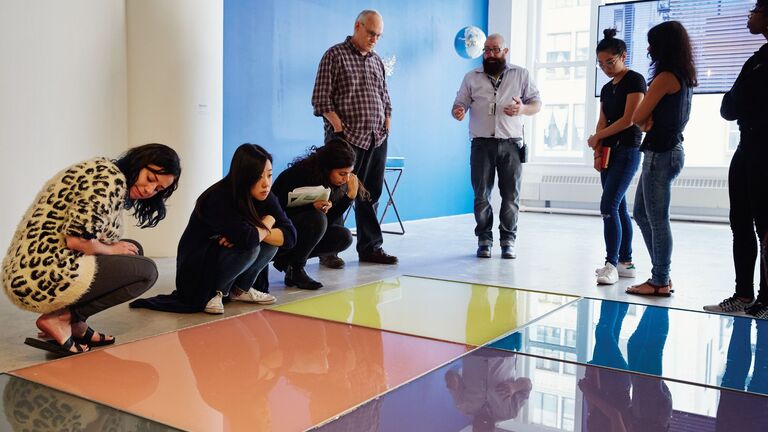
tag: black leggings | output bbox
[69,240,158,322]
[729,143,768,302]
[274,210,353,269]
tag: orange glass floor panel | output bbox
[12,310,470,432]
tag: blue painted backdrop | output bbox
[224,0,488,223]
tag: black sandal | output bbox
[24,336,89,357]
[73,327,115,347]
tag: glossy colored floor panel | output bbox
[0,374,180,431]
[11,310,470,432]
[312,347,768,432]
[272,276,577,346]
[490,298,768,396]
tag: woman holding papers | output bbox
[587,29,646,286]
[272,139,365,290]
[130,144,296,314]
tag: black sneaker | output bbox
[284,266,323,290]
[747,302,768,319]
[476,245,491,258]
[319,254,345,269]
[501,245,516,259]
[359,248,398,265]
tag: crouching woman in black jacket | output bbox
[131,144,296,314]
[271,139,366,290]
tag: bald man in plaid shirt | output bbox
[312,9,398,266]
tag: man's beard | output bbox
[483,57,506,76]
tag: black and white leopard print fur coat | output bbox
[2,158,126,313]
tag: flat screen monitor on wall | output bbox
[595,0,764,96]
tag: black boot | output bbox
[284,265,323,290]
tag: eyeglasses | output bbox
[360,22,383,40]
[596,56,621,68]
[483,47,503,54]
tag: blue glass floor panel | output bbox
[312,347,768,432]
[489,298,768,396]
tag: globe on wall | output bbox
[454,26,486,59]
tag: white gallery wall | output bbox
[0,0,223,257]
[0,0,128,254]
[123,0,223,256]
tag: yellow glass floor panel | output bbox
[272,276,577,346]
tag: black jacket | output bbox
[130,186,296,312]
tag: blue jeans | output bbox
[633,147,684,285]
[470,137,522,246]
[591,301,630,370]
[600,145,641,266]
[214,243,278,296]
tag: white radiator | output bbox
[519,173,729,219]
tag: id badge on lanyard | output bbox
[487,74,502,116]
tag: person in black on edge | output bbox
[705,0,768,319]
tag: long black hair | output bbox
[647,21,697,87]
[114,143,181,228]
[596,28,626,56]
[196,143,272,229]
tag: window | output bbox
[535,326,562,344]
[531,391,559,427]
[533,348,561,372]
[531,0,591,159]
[562,397,575,431]
[728,121,739,152]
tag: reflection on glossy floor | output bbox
[1,212,765,430]
[273,276,577,345]
[11,310,469,432]
[490,298,768,396]
[0,374,180,431]
[314,347,768,432]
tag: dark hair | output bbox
[647,21,697,87]
[757,0,768,12]
[289,139,371,201]
[596,28,626,56]
[289,139,356,186]
[197,143,272,229]
[114,143,181,228]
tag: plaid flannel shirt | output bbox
[312,36,392,150]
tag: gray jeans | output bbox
[69,240,158,322]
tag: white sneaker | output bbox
[204,291,224,314]
[230,288,276,305]
[596,263,619,285]
[703,296,754,315]
[617,262,637,278]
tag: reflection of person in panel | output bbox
[715,318,768,431]
[271,140,366,290]
[705,0,768,319]
[444,352,532,432]
[579,305,671,432]
[279,283,386,430]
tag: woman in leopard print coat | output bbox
[2,143,181,356]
